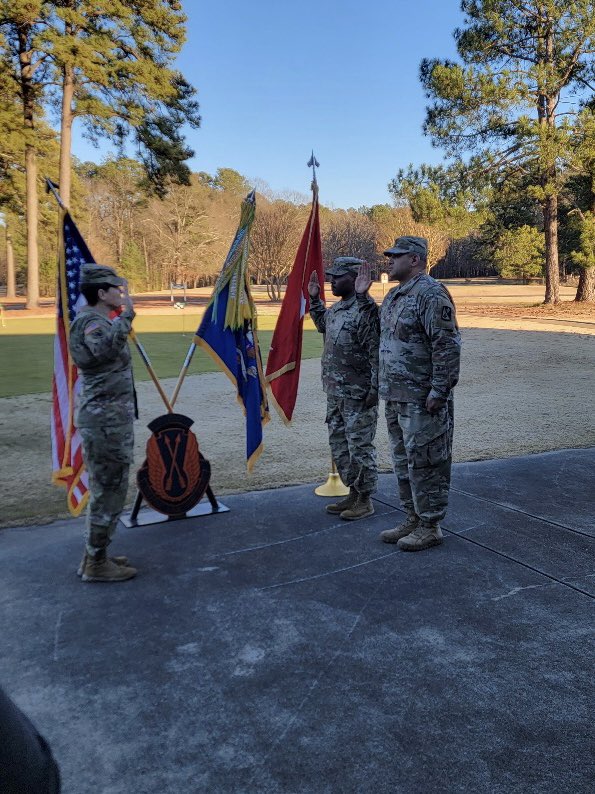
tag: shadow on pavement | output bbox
[1,448,593,793]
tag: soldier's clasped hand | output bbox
[364,389,379,408]
[426,394,446,415]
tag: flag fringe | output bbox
[195,335,238,391]
[67,485,88,517]
[266,387,293,427]
[247,440,264,473]
[265,361,296,383]
[52,467,73,484]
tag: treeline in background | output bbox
[1,2,595,305]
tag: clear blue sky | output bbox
[73,1,465,208]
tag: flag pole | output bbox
[302,151,320,293]
[45,177,172,414]
[46,178,66,210]
[169,340,197,408]
[129,330,173,412]
[304,159,349,497]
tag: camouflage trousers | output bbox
[385,399,454,526]
[79,424,134,556]
[326,395,378,495]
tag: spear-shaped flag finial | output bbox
[45,177,66,209]
[308,149,320,180]
[307,150,320,196]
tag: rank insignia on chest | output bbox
[441,306,452,322]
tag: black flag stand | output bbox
[121,486,228,528]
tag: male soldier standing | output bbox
[69,264,137,582]
[375,236,461,551]
[308,257,379,520]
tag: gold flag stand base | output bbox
[314,460,349,497]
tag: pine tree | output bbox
[0,1,51,307]
[1,1,199,305]
[420,0,595,304]
[567,107,595,300]
[45,1,200,205]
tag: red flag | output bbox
[265,191,324,424]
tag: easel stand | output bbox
[121,485,229,528]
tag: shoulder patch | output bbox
[84,322,100,335]
[441,306,452,322]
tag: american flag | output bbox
[51,209,94,515]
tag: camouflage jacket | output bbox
[379,273,461,403]
[69,306,136,428]
[309,292,379,400]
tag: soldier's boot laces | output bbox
[77,552,129,578]
[81,550,137,583]
[340,494,375,521]
[326,487,357,515]
[380,512,420,544]
[397,523,443,552]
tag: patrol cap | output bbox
[384,236,428,258]
[79,263,125,288]
[325,256,364,277]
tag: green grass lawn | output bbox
[0,314,323,397]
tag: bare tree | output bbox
[250,200,305,300]
[143,181,219,287]
[322,210,380,274]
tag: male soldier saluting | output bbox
[308,257,380,520]
[69,264,137,582]
[373,236,461,551]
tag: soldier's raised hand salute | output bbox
[121,278,134,313]
[308,270,321,298]
[355,262,373,294]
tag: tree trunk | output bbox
[542,197,560,306]
[58,62,75,208]
[142,234,150,283]
[116,221,124,265]
[539,91,562,303]
[575,267,595,302]
[24,142,39,309]
[539,28,560,306]
[5,227,16,298]
[19,28,39,309]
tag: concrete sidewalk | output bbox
[1,449,594,793]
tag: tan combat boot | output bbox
[379,512,420,544]
[397,523,443,552]
[76,552,130,578]
[325,488,357,515]
[81,550,137,582]
[340,493,375,521]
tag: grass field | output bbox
[1,281,594,527]
[0,314,323,398]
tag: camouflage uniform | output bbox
[380,249,461,527]
[69,267,136,557]
[310,259,380,496]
